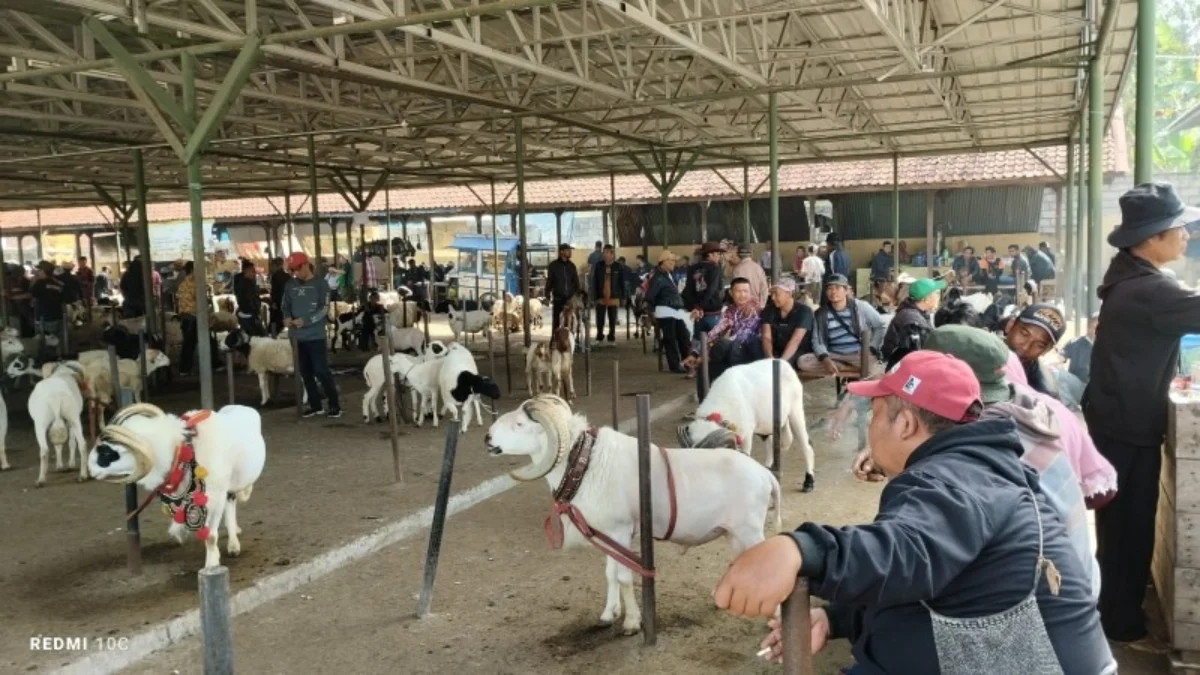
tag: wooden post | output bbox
[111,345,141,575]
[417,420,461,618]
[636,393,656,646]
[781,578,813,675]
[611,360,619,429]
[380,329,403,483]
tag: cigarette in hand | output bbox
[755,647,772,658]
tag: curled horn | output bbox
[694,427,740,449]
[108,403,165,427]
[509,394,571,482]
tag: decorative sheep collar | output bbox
[543,427,679,579]
[704,412,743,448]
[127,410,214,541]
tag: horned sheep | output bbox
[485,394,781,634]
[679,359,816,492]
[87,403,266,569]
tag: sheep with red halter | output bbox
[87,403,266,570]
[678,359,817,492]
[484,394,781,635]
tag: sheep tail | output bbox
[233,485,254,503]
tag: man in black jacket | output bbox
[268,257,290,337]
[643,251,689,372]
[544,243,580,332]
[232,259,264,336]
[715,351,1112,674]
[682,241,725,339]
[881,277,943,368]
[1085,182,1200,645]
[589,244,624,342]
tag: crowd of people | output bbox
[708,182,1200,673]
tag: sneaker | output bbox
[302,406,325,418]
[326,408,343,419]
[607,335,616,343]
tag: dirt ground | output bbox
[0,316,1170,674]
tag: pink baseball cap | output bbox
[847,351,982,423]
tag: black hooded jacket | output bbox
[792,420,1111,675]
[1083,250,1200,446]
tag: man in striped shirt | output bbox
[798,274,885,378]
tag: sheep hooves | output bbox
[508,395,571,482]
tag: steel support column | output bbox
[491,178,510,392]
[1135,0,1155,184]
[1076,116,1088,323]
[133,149,156,334]
[284,189,294,255]
[555,209,563,248]
[768,91,780,282]
[609,172,617,247]
[516,118,531,348]
[307,135,323,272]
[385,184,393,290]
[1087,54,1103,317]
[925,191,935,276]
[742,164,751,244]
[1065,140,1076,328]
[892,154,900,274]
[184,54,213,409]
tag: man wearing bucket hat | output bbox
[714,350,1111,674]
[880,277,943,368]
[1085,183,1200,645]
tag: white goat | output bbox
[485,395,782,634]
[87,404,266,569]
[220,330,302,406]
[679,359,816,492]
[382,326,425,355]
[28,361,89,486]
[406,357,445,427]
[81,352,171,409]
[437,342,485,433]
[388,302,422,329]
[361,352,419,423]
[525,341,554,395]
[448,306,493,342]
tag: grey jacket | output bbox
[811,298,885,359]
[280,277,329,343]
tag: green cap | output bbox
[909,277,946,301]
[922,325,1011,404]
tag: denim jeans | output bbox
[296,338,339,411]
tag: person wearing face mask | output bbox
[1085,183,1200,648]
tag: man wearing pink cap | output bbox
[714,351,1111,674]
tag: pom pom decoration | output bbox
[195,526,210,541]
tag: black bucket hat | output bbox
[1108,182,1200,249]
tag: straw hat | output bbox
[657,250,677,264]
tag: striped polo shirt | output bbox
[825,307,861,354]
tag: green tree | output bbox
[1122,0,1200,172]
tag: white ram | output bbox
[221,330,303,406]
[448,306,492,342]
[361,352,420,423]
[87,403,266,569]
[485,395,781,634]
[679,359,816,492]
[28,361,89,486]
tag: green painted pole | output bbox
[183,53,213,409]
[742,163,751,244]
[892,152,900,275]
[660,183,669,251]
[1064,139,1076,329]
[769,91,780,281]
[1075,116,1088,324]
[133,149,156,334]
[1134,0,1155,184]
[516,118,531,348]
[307,135,322,274]
[1087,54,1103,317]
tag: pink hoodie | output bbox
[1005,351,1117,508]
